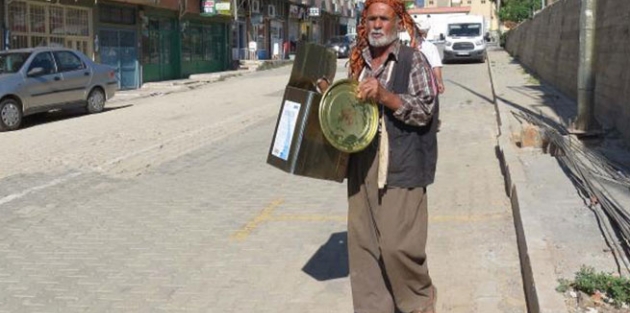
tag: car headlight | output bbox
[445,41,452,47]
[475,40,484,46]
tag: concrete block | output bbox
[521,123,544,148]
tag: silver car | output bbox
[0,47,117,131]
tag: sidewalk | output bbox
[487,47,621,313]
[109,59,293,104]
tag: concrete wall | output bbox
[505,0,630,143]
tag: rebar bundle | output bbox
[513,111,630,275]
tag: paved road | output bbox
[0,58,526,312]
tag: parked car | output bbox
[0,47,118,131]
[325,36,353,58]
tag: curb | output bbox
[487,49,569,313]
[109,60,294,104]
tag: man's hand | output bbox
[357,77,383,102]
[437,82,445,94]
[316,77,331,94]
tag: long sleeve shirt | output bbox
[356,40,436,126]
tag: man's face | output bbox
[365,3,400,48]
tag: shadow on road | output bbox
[302,231,349,281]
[20,104,134,130]
[447,79,495,104]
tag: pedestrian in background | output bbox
[416,21,445,95]
[415,21,444,131]
[346,0,440,311]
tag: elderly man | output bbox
[345,0,439,312]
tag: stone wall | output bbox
[505,0,630,142]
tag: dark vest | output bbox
[384,45,439,188]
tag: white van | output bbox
[442,15,487,63]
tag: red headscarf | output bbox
[349,0,418,80]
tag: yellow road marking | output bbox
[271,214,347,223]
[431,212,510,223]
[232,202,510,242]
[231,198,284,241]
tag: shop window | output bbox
[203,26,214,60]
[182,32,192,62]
[50,37,65,47]
[31,36,47,47]
[49,7,64,35]
[66,8,89,36]
[9,2,28,33]
[191,26,203,61]
[8,1,91,55]
[29,5,46,34]
[100,5,136,25]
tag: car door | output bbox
[52,50,91,103]
[23,52,64,112]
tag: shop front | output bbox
[96,3,140,90]
[0,0,5,50]
[140,9,179,83]
[180,18,229,77]
[180,0,231,76]
[287,3,306,54]
[5,0,93,56]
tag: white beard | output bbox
[368,29,399,47]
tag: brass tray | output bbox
[319,79,379,153]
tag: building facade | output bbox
[4,0,95,54]
[1,0,230,89]
[0,0,4,50]
[2,0,351,88]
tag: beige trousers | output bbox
[347,143,436,313]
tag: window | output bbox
[49,7,64,35]
[8,2,27,32]
[29,5,46,34]
[203,26,214,60]
[191,26,203,61]
[8,1,91,55]
[0,52,31,74]
[99,5,135,25]
[66,8,89,36]
[53,51,85,72]
[29,52,56,75]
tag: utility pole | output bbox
[573,0,598,133]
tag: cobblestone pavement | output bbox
[0,59,526,312]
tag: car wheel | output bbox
[86,88,105,114]
[0,98,23,132]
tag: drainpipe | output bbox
[574,0,598,133]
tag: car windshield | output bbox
[448,23,482,37]
[0,52,32,74]
[328,37,347,44]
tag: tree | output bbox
[498,0,541,23]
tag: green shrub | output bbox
[558,266,630,307]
